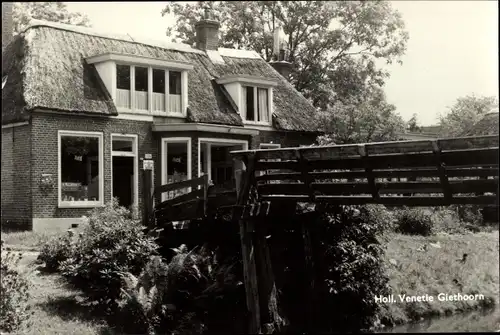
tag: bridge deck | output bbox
[149,135,499,227]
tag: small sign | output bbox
[143,159,154,170]
[145,154,152,159]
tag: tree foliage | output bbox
[315,87,405,144]
[407,113,420,132]
[163,1,408,143]
[439,95,498,137]
[162,1,408,107]
[12,2,91,35]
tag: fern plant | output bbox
[117,255,172,335]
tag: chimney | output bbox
[269,25,293,79]
[195,5,220,51]
[2,2,14,51]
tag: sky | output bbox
[66,1,499,126]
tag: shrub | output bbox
[290,205,390,333]
[116,244,245,335]
[453,205,484,225]
[429,207,469,234]
[38,233,75,272]
[394,207,434,236]
[0,242,32,333]
[58,199,158,313]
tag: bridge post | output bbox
[142,168,153,227]
[233,154,261,334]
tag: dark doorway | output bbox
[112,156,134,208]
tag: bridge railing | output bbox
[231,135,499,206]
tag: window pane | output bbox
[112,139,133,152]
[164,141,189,200]
[116,65,130,90]
[60,136,100,202]
[169,71,181,95]
[135,66,148,92]
[153,69,165,93]
[257,88,269,122]
[245,86,255,121]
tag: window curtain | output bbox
[258,88,269,122]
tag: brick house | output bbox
[1,9,321,231]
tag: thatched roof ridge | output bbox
[2,21,320,132]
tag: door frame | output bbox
[110,134,139,211]
[197,138,249,181]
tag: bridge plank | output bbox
[154,174,208,197]
[254,147,498,172]
[260,195,498,206]
[257,179,498,196]
[256,167,499,182]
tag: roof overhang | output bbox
[86,52,194,70]
[152,122,260,136]
[216,75,278,87]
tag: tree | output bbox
[407,113,420,132]
[162,1,408,108]
[315,86,406,144]
[439,95,499,137]
[12,2,91,35]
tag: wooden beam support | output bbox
[298,150,315,201]
[233,154,261,334]
[432,141,452,203]
[359,144,379,201]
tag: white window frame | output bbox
[110,134,139,210]
[259,143,281,149]
[197,138,249,183]
[241,85,273,126]
[114,63,189,118]
[160,137,192,202]
[58,130,104,208]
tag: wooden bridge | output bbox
[143,134,498,334]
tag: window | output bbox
[116,65,131,108]
[169,71,182,114]
[115,65,184,115]
[161,138,192,202]
[116,65,130,90]
[135,66,148,110]
[59,131,103,207]
[242,86,270,123]
[259,143,281,150]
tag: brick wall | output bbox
[1,124,32,229]
[31,113,155,219]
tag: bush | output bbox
[394,207,434,236]
[0,241,32,333]
[57,199,159,313]
[453,205,484,225]
[38,233,75,272]
[116,245,245,335]
[289,205,390,333]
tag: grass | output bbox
[1,230,64,250]
[380,230,500,327]
[9,252,114,335]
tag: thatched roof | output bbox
[2,21,319,132]
[461,111,499,136]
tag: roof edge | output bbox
[23,19,206,55]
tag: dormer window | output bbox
[216,75,277,126]
[87,53,193,117]
[243,86,270,123]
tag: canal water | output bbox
[379,307,500,333]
